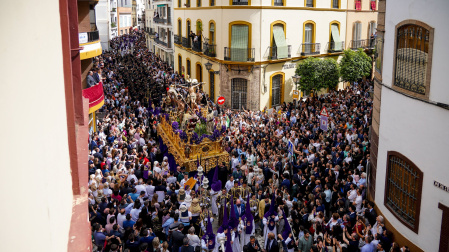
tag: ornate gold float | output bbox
[157,115,229,172]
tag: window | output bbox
[273,0,284,6]
[355,0,361,10]
[210,0,215,6]
[209,71,215,100]
[197,0,201,7]
[178,55,182,75]
[271,74,283,108]
[385,151,423,233]
[209,22,215,44]
[375,34,383,73]
[332,0,339,8]
[231,78,247,110]
[231,0,249,6]
[178,0,181,8]
[186,59,191,77]
[230,24,249,61]
[186,0,190,7]
[271,22,289,59]
[370,0,376,10]
[305,0,314,7]
[196,63,203,82]
[330,22,342,51]
[394,22,432,96]
[368,22,377,38]
[353,22,362,47]
[178,19,182,36]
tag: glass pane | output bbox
[305,24,312,44]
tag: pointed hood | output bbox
[264,194,278,218]
[229,195,238,229]
[225,229,233,252]
[243,195,254,234]
[281,210,292,240]
[202,211,216,250]
[211,160,222,191]
[217,197,228,233]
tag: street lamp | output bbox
[292,74,301,86]
[205,61,212,71]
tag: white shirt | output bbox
[225,180,234,192]
[117,213,127,227]
[355,195,363,213]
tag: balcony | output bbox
[182,37,191,48]
[299,43,320,56]
[232,0,248,5]
[327,41,345,53]
[273,0,283,6]
[203,43,216,57]
[154,38,171,48]
[224,47,255,62]
[78,30,102,60]
[174,35,182,45]
[349,39,376,50]
[268,45,291,60]
[192,41,202,52]
[153,18,170,24]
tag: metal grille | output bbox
[272,75,281,107]
[231,78,247,110]
[386,154,421,228]
[394,24,429,95]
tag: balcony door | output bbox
[231,25,249,61]
[353,22,362,47]
[272,24,288,59]
[304,23,313,53]
[196,63,203,83]
[231,78,247,110]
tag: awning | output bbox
[331,24,342,51]
[82,82,105,114]
[230,25,248,61]
[273,26,288,59]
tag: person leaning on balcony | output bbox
[87,71,97,88]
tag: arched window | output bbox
[178,55,182,75]
[186,58,191,77]
[331,0,340,8]
[385,151,423,233]
[178,19,182,36]
[353,22,362,48]
[329,21,342,52]
[231,78,247,110]
[270,73,284,108]
[196,63,203,82]
[228,21,252,62]
[270,22,289,60]
[393,21,433,97]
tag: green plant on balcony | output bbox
[111,22,117,28]
[112,8,116,12]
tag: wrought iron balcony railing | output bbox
[182,37,191,48]
[349,39,377,50]
[232,0,248,5]
[174,35,182,45]
[268,45,292,60]
[273,0,283,6]
[299,43,321,56]
[327,41,345,53]
[203,43,216,57]
[224,47,255,62]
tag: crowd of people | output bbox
[88,30,409,252]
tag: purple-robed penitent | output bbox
[225,229,233,252]
[264,194,277,231]
[243,195,254,234]
[281,210,292,240]
[229,195,238,229]
[202,212,216,250]
[211,160,222,191]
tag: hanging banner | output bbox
[320,116,328,131]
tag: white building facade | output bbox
[370,1,449,252]
[96,0,118,51]
[174,0,347,110]
[153,0,175,66]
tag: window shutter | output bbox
[273,26,288,59]
[231,25,249,61]
[331,24,342,51]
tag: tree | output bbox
[295,57,340,94]
[340,49,372,84]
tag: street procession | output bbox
[86,29,395,252]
